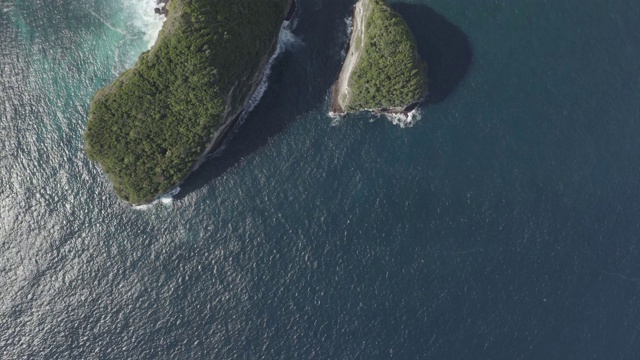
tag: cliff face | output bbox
[84,0,293,205]
[331,0,427,114]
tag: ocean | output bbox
[2,0,640,358]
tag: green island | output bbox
[84,0,292,204]
[331,0,427,114]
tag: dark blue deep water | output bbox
[2,0,640,358]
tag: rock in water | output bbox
[331,0,427,115]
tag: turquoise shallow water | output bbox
[2,0,640,358]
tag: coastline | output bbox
[330,2,365,115]
[148,0,296,205]
[373,101,420,116]
[154,0,170,16]
[329,0,424,118]
[284,0,297,21]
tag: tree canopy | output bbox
[347,0,427,112]
[84,0,290,204]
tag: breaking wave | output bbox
[241,21,303,120]
[133,186,180,210]
[383,107,423,128]
[340,15,354,58]
[209,19,303,159]
[128,0,166,49]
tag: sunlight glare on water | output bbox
[2,0,640,358]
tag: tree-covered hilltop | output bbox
[84,0,291,204]
[341,0,427,113]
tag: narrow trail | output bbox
[335,0,371,111]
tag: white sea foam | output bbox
[209,21,302,159]
[132,186,180,210]
[384,107,422,128]
[124,0,166,49]
[329,112,343,126]
[133,203,153,211]
[345,15,354,34]
[329,107,422,128]
[91,0,164,60]
[158,186,179,207]
[240,22,302,122]
[340,15,354,58]
[160,187,180,203]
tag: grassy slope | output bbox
[84,0,289,204]
[346,0,427,112]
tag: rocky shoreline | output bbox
[372,102,420,116]
[152,0,296,204]
[154,0,169,16]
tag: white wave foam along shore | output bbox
[125,0,166,49]
[210,20,303,160]
[133,186,180,210]
[241,21,303,120]
[340,15,354,59]
[384,108,422,128]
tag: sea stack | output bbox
[84,0,294,205]
[331,0,427,115]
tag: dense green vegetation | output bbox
[85,0,290,204]
[346,0,427,112]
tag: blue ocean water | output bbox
[2,0,640,358]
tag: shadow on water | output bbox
[174,0,357,200]
[391,3,473,105]
[175,2,471,201]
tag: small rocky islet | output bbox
[331,0,427,115]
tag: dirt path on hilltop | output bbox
[332,0,372,113]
